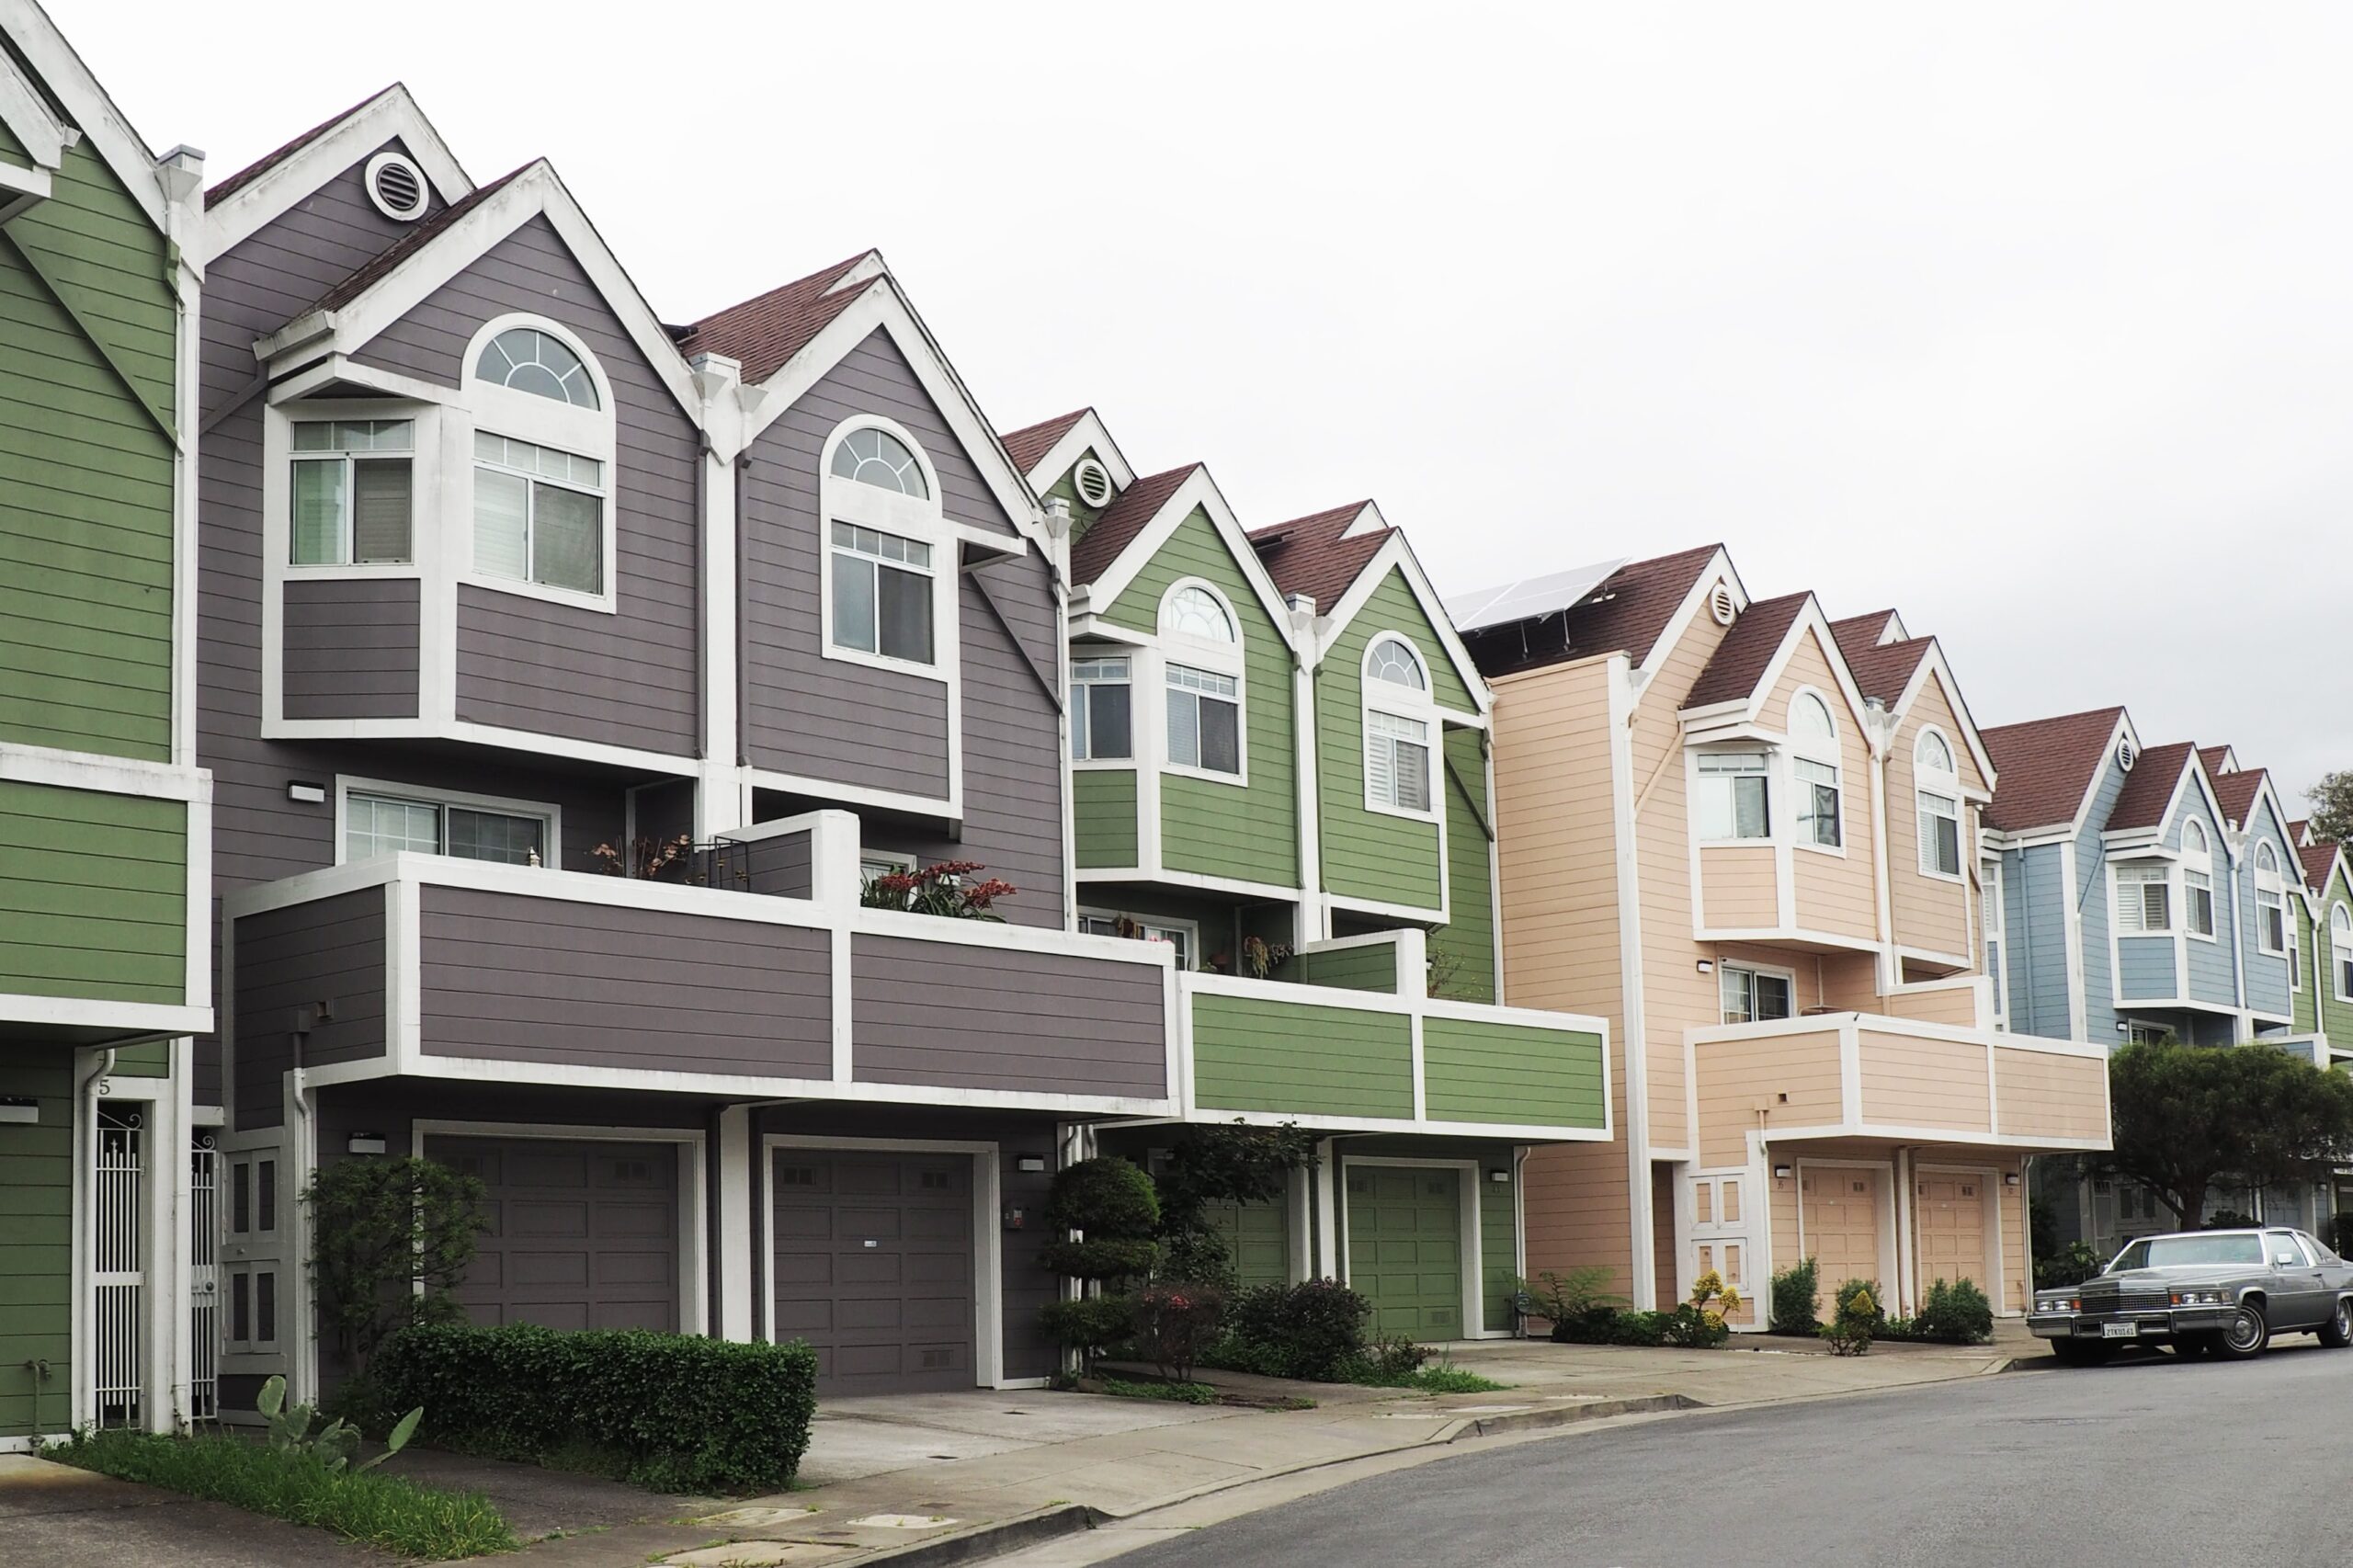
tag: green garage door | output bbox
[1345,1165,1463,1340]
[1206,1197,1290,1290]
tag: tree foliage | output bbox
[2308,771,2353,847]
[304,1156,490,1370]
[2106,1040,2353,1225]
[1153,1122,1317,1237]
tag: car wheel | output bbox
[2218,1302,2269,1359]
[2319,1299,2353,1349]
[2051,1339,2113,1367]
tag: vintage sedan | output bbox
[2029,1227,2353,1363]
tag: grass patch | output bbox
[1097,1376,1220,1405]
[1347,1359,1509,1394]
[47,1428,516,1559]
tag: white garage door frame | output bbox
[414,1121,708,1336]
[1913,1159,2003,1314]
[762,1134,1010,1389]
[1335,1155,1495,1342]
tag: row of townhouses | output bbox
[0,0,2330,1446]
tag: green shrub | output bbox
[2034,1241,2104,1290]
[1914,1278,1994,1345]
[1097,1376,1219,1404]
[48,1429,514,1559]
[1040,1296,1137,1369]
[1769,1256,1820,1335]
[1521,1266,1624,1325]
[304,1156,489,1371]
[1546,1301,1729,1349]
[1040,1158,1162,1372]
[1133,1282,1225,1381]
[1044,1157,1160,1238]
[1205,1278,1373,1381]
[1821,1279,1881,1356]
[372,1323,815,1493]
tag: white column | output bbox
[716,1107,753,1342]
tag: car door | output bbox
[2299,1231,2352,1315]
[2266,1232,2328,1327]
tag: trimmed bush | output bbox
[1207,1278,1372,1381]
[1133,1281,1225,1381]
[50,1429,513,1559]
[1821,1278,1880,1356]
[373,1323,816,1493]
[1769,1256,1820,1335]
[1913,1278,1995,1345]
[1044,1157,1160,1237]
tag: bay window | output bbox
[1071,656,1132,761]
[1697,752,1769,841]
[2116,863,2171,934]
[1166,664,1240,775]
[290,419,413,564]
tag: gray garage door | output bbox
[429,1136,678,1333]
[772,1150,974,1394]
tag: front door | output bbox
[1345,1165,1464,1341]
[1799,1165,1883,1316]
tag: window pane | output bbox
[1367,731,1393,805]
[474,467,529,580]
[1167,688,1200,768]
[347,795,438,861]
[1755,973,1793,1020]
[1199,696,1241,775]
[1721,967,1751,1024]
[292,422,336,453]
[1697,778,1733,841]
[877,562,933,663]
[290,460,345,563]
[1392,738,1431,811]
[1087,682,1131,759]
[533,483,603,594]
[1733,775,1769,838]
[833,553,877,653]
[447,808,544,867]
[351,459,413,563]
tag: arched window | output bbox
[1915,727,1960,877]
[2182,819,2208,857]
[1789,690,1841,850]
[2256,841,2288,956]
[1362,634,1436,817]
[2257,843,2279,878]
[1367,636,1427,691]
[1915,730,1954,775]
[1158,581,1244,778]
[2180,818,2216,938]
[829,426,929,498]
[1790,692,1836,745]
[474,327,599,408]
[1162,585,1235,643]
[2334,905,2353,1002]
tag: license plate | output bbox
[2101,1323,2139,1339]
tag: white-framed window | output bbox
[1361,634,1438,819]
[1789,691,1842,850]
[2125,1020,2173,1046]
[2181,819,2216,939]
[830,522,934,665]
[339,782,553,868]
[1366,635,1427,692]
[464,314,617,612]
[1165,664,1241,776]
[290,418,414,565]
[476,325,601,409]
[1162,585,1235,643]
[1917,791,1961,878]
[2116,862,2171,934]
[1720,962,1794,1025]
[2256,843,2288,957]
[1071,655,1132,762]
[1079,913,1196,971]
[473,432,606,596]
[819,417,950,681]
[830,426,928,496]
[1697,752,1769,842]
[1915,730,1955,775]
[858,850,916,905]
[1982,855,2006,1023]
[2334,905,2353,1002]
[2289,897,2303,991]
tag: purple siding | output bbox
[282,578,419,720]
[230,889,388,1128]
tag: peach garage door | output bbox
[1799,1166,1882,1315]
[1915,1173,1988,1295]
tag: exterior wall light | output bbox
[1487,1169,1511,1184]
[1772,1164,1793,1179]
[347,1132,387,1155]
[1015,1155,1048,1173]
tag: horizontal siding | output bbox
[1701,845,1778,928]
[1191,992,1413,1119]
[1694,1028,1844,1167]
[850,934,1165,1096]
[232,889,387,1128]
[1857,1032,1988,1132]
[1282,944,1397,993]
[1431,728,1497,1003]
[1074,768,1138,869]
[282,577,419,720]
[1994,1048,2109,1142]
[1318,569,1456,910]
[418,885,831,1076]
[0,780,184,1004]
[1422,1015,1607,1129]
[2117,936,2176,1000]
[0,1056,73,1435]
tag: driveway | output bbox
[0,1453,388,1567]
[801,1388,1231,1484]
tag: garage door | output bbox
[1915,1173,1988,1293]
[1206,1197,1290,1290]
[429,1136,677,1333]
[772,1151,974,1395]
[1345,1165,1463,1341]
[1799,1166,1881,1317]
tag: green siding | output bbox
[1317,569,1453,911]
[2323,867,2353,1047]
[1422,1016,1608,1129]
[1279,943,1398,994]
[110,1039,170,1078]
[1100,509,1298,887]
[0,781,186,1005]
[1205,1197,1290,1290]
[1042,447,1111,535]
[1430,729,1497,1003]
[1074,768,1139,869]
[2295,897,2320,1033]
[1345,1134,1520,1332]
[1191,993,1412,1119]
[0,137,176,763]
[0,1053,74,1438]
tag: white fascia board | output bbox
[1313,523,1493,719]
[1633,548,1746,687]
[1892,644,1999,791]
[202,85,472,263]
[733,278,1054,575]
[1743,597,1872,733]
[1021,408,1134,494]
[2062,710,2141,840]
[0,742,210,802]
[0,0,167,231]
[0,51,68,171]
[1080,466,1300,646]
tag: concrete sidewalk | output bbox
[487,1328,2030,1568]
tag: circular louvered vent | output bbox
[2119,739,2136,772]
[1709,583,1737,626]
[1072,456,1115,508]
[364,152,429,222]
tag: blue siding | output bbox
[2241,799,2296,1020]
[2165,789,2238,1007]
[2119,937,2177,1000]
[2076,755,2130,1041]
[2010,845,2074,1040]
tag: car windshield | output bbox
[2111,1234,2265,1269]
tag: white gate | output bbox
[189,1132,220,1421]
[93,1102,144,1428]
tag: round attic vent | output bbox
[1708,583,1737,626]
[364,152,428,222]
[2119,739,2136,772]
[1072,457,1115,509]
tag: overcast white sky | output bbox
[65,1,2352,811]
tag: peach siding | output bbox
[1693,1027,1845,1167]
[1993,1046,2109,1142]
[1762,631,1879,943]
[1881,980,1984,1028]
[1996,1161,2029,1312]
[1887,675,1978,961]
[1700,845,1777,927]
[1858,1032,1991,1132]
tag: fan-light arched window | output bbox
[2180,817,2216,938]
[1163,585,1235,643]
[1362,634,1436,818]
[830,426,930,498]
[1790,690,1841,850]
[1158,581,1244,779]
[475,327,599,409]
[1916,730,1954,775]
[2183,819,2209,857]
[1914,726,1961,878]
[2256,841,2289,956]
[821,419,946,671]
[2334,905,2353,1002]
[1367,636,1427,691]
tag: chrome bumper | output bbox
[2028,1307,2232,1341]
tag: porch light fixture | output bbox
[1015,1155,1048,1173]
[2004,1174,2021,1187]
[1487,1169,1511,1184]
[0,1097,37,1124]
[288,780,326,803]
[1696,960,1714,975]
[347,1132,387,1155]
[1772,1164,1793,1180]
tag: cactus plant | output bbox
[256,1375,421,1472]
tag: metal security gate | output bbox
[189,1132,220,1421]
[94,1103,144,1429]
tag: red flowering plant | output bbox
[1133,1280,1225,1383]
[859,859,1015,922]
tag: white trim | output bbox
[0,995,210,1039]
[1337,1155,1501,1339]
[1,0,177,233]
[0,743,212,804]
[746,765,955,822]
[202,85,472,263]
[764,1133,1006,1389]
[1360,632,1443,823]
[0,50,69,175]
[333,775,561,868]
[1309,518,1494,719]
[458,312,621,614]
[1081,467,1300,642]
[1015,410,1136,497]
[414,1119,708,1337]
[1608,656,1655,1307]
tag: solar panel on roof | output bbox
[1444,558,1630,633]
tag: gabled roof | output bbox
[302,165,521,313]
[1001,409,1088,474]
[1249,503,1387,610]
[2107,741,2200,832]
[1982,707,2128,833]
[2206,762,2266,830]
[206,85,392,206]
[1844,635,1932,708]
[1683,592,1809,709]
[2296,834,2341,893]
[200,82,472,264]
[1831,609,1903,663]
[1071,464,1200,587]
[674,252,881,384]
[2,0,185,233]
[1566,544,1724,667]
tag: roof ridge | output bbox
[206,84,404,207]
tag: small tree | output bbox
[2307,772,2353,846]
[1150,1122,1315,1289]
[2107,1040,2353,1225]
[1039,1157,1160,1372]
[304,1156,489,1371]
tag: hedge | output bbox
[371,1324,816,1493]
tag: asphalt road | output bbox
[1117,1338,2353,1568]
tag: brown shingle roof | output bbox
[676,253,878,384]
[2298,835,2340,892]
[1071,464,1199,588]
[2107,741,2198,832]
[1559,543,1723,666]
[303,166,524,315]
[1831,610,1901,664]
[1981,707,2127,832]
[1846,635,1931,708]
[207,85,401,207]
[1002,411,1087,476]
[1683,592,1809,710]
[2208,764,2266,829]
[1249,504,1388,611]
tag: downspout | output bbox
[1864,698,1895,994]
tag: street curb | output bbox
[1435,1392,1704,1441]
[854,1504,1100,1567]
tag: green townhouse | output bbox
[2291,823,2353,1063]
[1,0,211,1447]
[1000,407,1606,1342]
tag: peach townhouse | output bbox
[1453,546,2114,1323]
